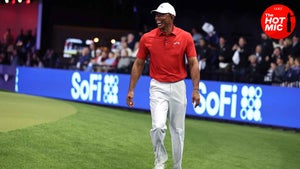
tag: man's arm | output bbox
[126,58,145,107]
[188,56,200,107]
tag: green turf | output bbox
[0,91,76,132]
[0,91,299,169]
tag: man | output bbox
[126,2,200,169]
[76,47,91,70]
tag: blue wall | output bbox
[15,67,300,130]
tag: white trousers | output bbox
[149,79,187,169]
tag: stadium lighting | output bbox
[93,37,99,43]
[25,0,30,4]
[5,0,9,3]
[111,39,116,44]
[17,0,22,3]
[11,0,15,4]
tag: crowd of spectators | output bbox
[0,28,141,75]
[191,23,300,88]
[71,32,140,74]
[0,28,38,67]
[1,25,300,88]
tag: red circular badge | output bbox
[261,4,296,39]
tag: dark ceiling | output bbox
[42,0,299,32]
[40,0,300,51]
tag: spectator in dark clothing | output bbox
[269,47,284,64]
[202,22,219,71]
[202,22,219,49]
[281,38,293,61]
[10,48,20,66]
[24,29,35,52]
[196,38,213,79]
[215,36,232,81]
[291,34,300,57]
[232,36,251,82]
[42,48,55,68]
[15,29,25,47]
[126,33,136,51]
[259,32,274,58]
[76,47,91,70]
[0,51,10,65]
[245,54,264,84]
[272,57,286,84]
[284,56,300,87]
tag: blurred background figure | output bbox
[126,33,136,51]
[191,27,203,46]
[3,28,14,47]
[245,54,263,84]
[76,47,91,70]
[231,36,251,82]
[215,36,232,81]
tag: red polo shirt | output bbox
[137,26,197,82]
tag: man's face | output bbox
[154,13,173,29]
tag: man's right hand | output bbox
[126,91,134,107]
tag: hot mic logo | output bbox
[261,4,296,39]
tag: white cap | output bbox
[202,22,215,34]
[151,2,176,16]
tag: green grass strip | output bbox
[0,92,299,169]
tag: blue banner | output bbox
[16,67,300,129]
